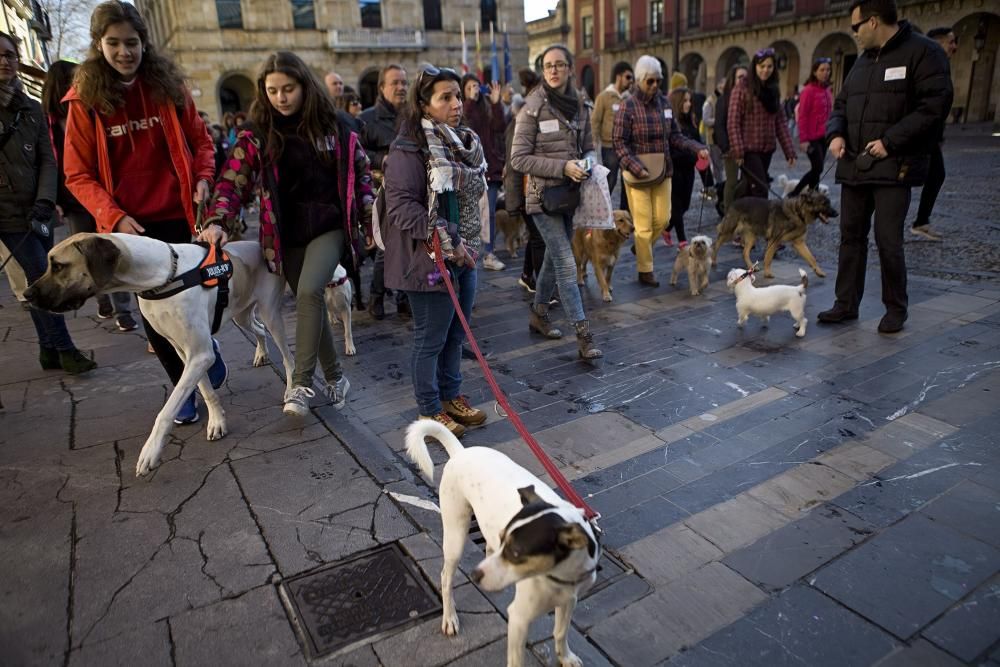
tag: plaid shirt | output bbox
[726,79,796,161]
[613,89,704,178]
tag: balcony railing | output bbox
[327,28,426,51]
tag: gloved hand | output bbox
[29,199,55,223]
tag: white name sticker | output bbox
[884,66,906,81]
[664,109,673,119]
[539,119,560,133]
[612,103,621,112]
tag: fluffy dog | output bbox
[572,210,634,302]
[405,420,600,667]
[324,264,356,356]
[496,208,526,259]
[712,190,838,279]
[24,233,293,476]
[777,174,830,198]
[670,234,713,296]
[727,266,809,337]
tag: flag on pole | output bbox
[490,23,500,84]
[476,23,484,83]
[460,21,469,74]
[503,28,512,85]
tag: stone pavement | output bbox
[3,214,1000,667]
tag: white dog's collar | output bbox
[547,563,598,587]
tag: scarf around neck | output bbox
[0,76,23,109]
[543,81,580,122]
[421,117,487,251]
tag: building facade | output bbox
[135,0,529,122]
[537,0,998,123]
[2,0,52,98]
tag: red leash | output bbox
[431,235,599,521]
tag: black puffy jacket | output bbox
[826,21,953,186]
[359,96,399,172]
[0,89,56,234]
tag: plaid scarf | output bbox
[421,117,487,252]
[0,77,23,110]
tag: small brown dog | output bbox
[496,209,526,259]
[573,210,634,302]
[670,234,713,296]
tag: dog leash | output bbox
[431,234,600,522]
[738,164,786,200]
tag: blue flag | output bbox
[490,26,500,84]
[503,31,512,85]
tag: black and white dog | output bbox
[405,420,601,667]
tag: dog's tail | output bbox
[798,268,809,291]
[404,419,465,481]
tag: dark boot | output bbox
[638,271,660,287]
[368,293,385,320]
[574,320,602,359]
[39,346,60,370]
[528,303,562,339]
[59,349,97,375]
[396,297,412,319]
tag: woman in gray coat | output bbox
[509,45,601,360]
[0,32,95,374]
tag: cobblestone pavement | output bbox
[2,125,999,667]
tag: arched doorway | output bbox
[769,40,801,100]
[359,68,379,109]
[813,34,857,96]
[679,52,707,93]
[716,47,749,83]
[580,65,595,101]
[952,12,1000,123]
[218,73,254,116]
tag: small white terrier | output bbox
[727,266,809,337]
[777,174,830,198]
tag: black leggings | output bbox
[140,219,192,385]
[520,213,546,284]
[790,140,825,197]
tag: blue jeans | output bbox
[0,230,74,350]
[531,212,585,323]
[486,181,500,254]
[405,263,477,415]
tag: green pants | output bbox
[282,229,344,387]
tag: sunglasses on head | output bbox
[416,64,458,90]
[755,48,775,59]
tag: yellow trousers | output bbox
[625,178,672,273]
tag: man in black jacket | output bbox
[360,64,409,319]
[818,0,952,334]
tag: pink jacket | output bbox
[796,81,833,143]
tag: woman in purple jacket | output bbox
[382,66,488,438]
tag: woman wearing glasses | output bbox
[381,65,488,437]
[199,51,374,417]
[510,45,602,360]
[613,56,708,287]
[727,48,797,199]
[789,58,834,197]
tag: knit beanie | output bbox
[633,55,662,83]
[670,72,688,92]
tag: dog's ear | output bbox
[517,485,542,507]
[73,236,121,289]
[557,523,590,551]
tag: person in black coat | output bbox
[819,0,952,334]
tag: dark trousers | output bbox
[0,229,73,350]
[790,140,826,197]
[371,248,407,305]
[601,146,629,211]
[520,213,546,285]
[914,143,945,228]
[669,163,696,243]
[833,185,911,317]
[741,151,773,199]
[139,219,192,385]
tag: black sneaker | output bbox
[116,313,138,331]
[878,311,907,334]
[97,297,113,319]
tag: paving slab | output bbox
[922,574,1000,663]
[872,639,965,667]
[812,513,1000,640]
[618,523,724,587]
[684,494,790,553]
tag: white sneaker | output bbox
[283,385,315,417]
[320,376,351,410]
[483,253,506,271]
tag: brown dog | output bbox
[711,190,838,278]
[573,210,634,302]
[496,208,526,259]
[670,235,713,296]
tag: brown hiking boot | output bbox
[419,412,467,438]
[638,271,660,287]
[529,303,562,338]
[574,320,603,359]
[443,395,487,426]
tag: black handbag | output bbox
[541,180,581,216]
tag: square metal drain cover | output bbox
[282,543,441,659]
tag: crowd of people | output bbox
[0,0,955,435]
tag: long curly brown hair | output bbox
[249,51,342,163]
[73,1,187,116]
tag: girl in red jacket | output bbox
[63,0,224,425]
[789,58,834,197]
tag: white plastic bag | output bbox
[572,163,614,230]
